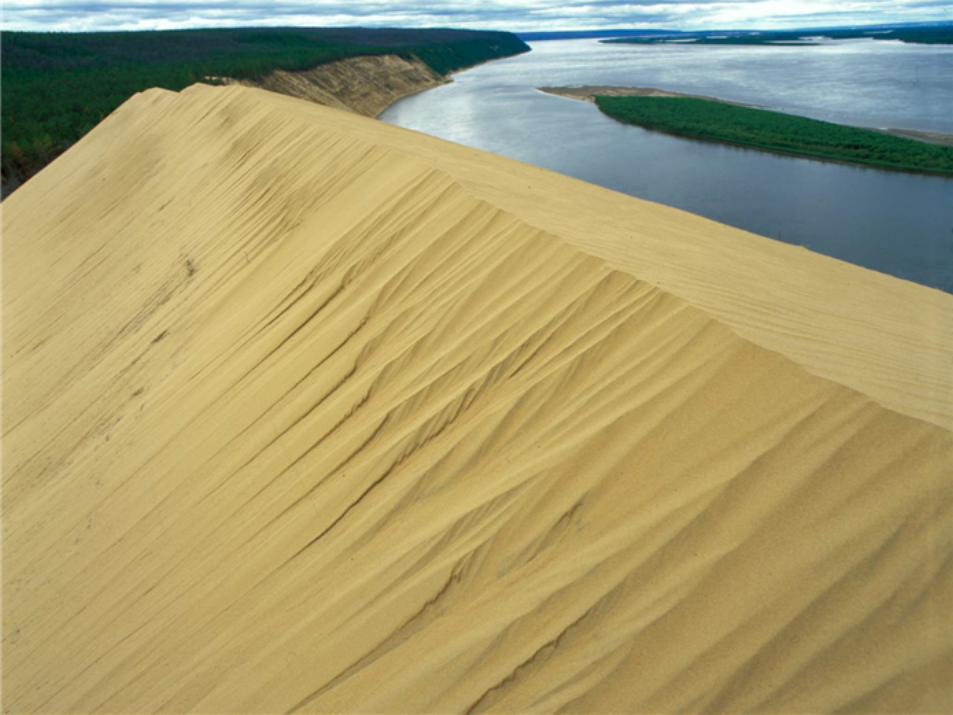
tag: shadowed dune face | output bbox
[1,85,951,713]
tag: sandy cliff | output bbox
[221,53,446,117]
[2,84,951,713]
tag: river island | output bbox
[539,85,953,175]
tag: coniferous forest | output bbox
[1,28,530,196]
[595,95,953,175]
[601,25,953,45]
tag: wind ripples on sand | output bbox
[2,84,951,713]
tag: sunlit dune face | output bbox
[2,85,951,714]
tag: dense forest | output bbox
[594,95,953,175]
[1,28,529,196]
[602,24,953,45]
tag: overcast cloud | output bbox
[1,0,949,33]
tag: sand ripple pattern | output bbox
[2,85,951,713]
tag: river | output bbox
[380,38,953,292]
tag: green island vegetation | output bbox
[602,24,953,46]
[1,28,529,196]
[594,95,953,175]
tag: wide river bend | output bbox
[381,39,953,292]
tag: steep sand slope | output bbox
[2,85,951,713]
[220,54,445,117]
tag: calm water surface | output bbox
[381,39,953,291]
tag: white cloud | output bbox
[0,0,949,32]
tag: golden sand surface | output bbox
[2,84,951,713]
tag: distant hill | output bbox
[602,22,953,45]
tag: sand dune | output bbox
[2,84,951,713]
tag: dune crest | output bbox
[2,85,951,713]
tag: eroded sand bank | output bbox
[220,54,447,118]
[2,84,951,713]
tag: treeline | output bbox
[594,96,953,175]
[602,24,953,45]
[1,28,529,197]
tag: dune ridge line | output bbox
[2,84,951,713]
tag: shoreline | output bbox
[376,48,531,118]
[537,85,953,148]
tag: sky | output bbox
[1,0,950,33]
